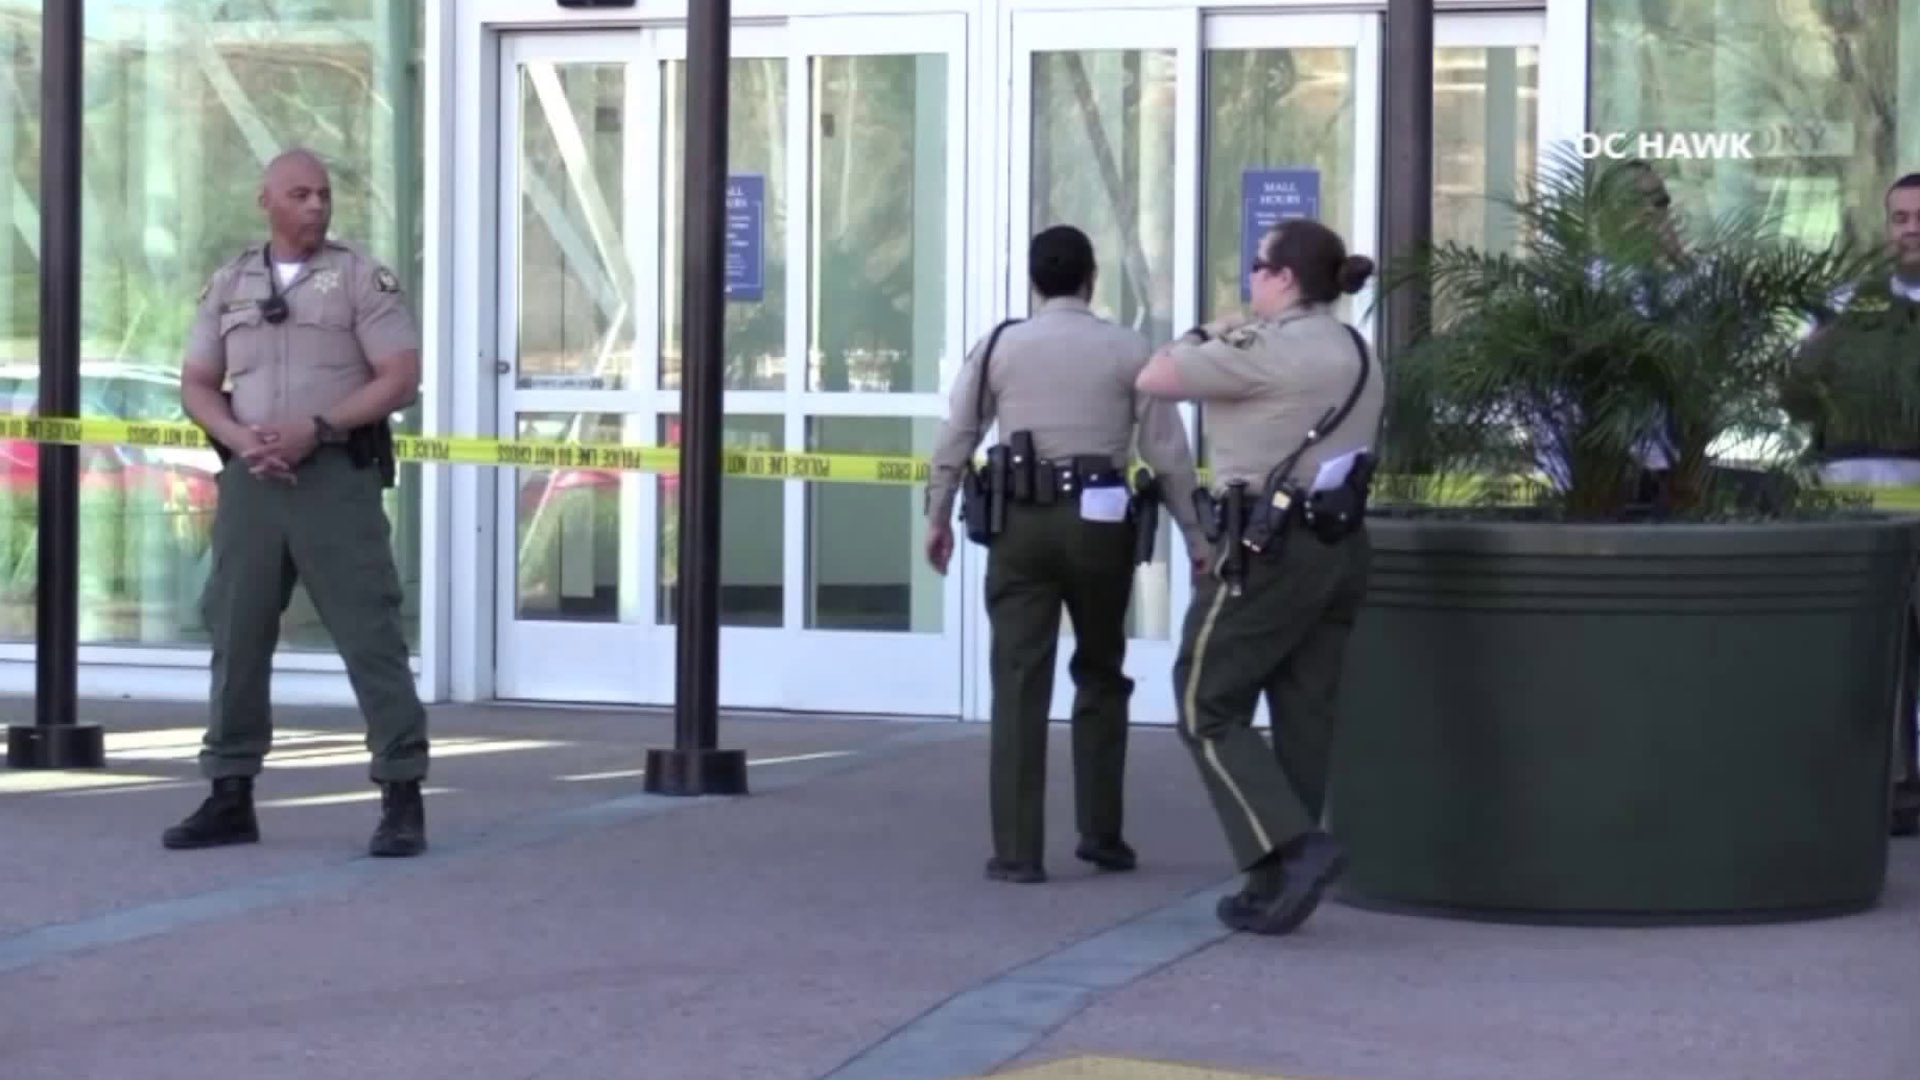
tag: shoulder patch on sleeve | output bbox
[1223,324,1261,349]
[374,267,400,293]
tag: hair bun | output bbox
[1336,254,1375,294]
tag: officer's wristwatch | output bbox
[313,415,346,444]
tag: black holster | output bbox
[1129,468,1161,565]
[961,466,992,544]
[1301,452,1376,544]
[1009,431,1037,505]
[1193,487,1220,543]
[961,444,1015,546]
[347,419,398,489]
[1243,470,1303,557]
[1219,480,1250,595]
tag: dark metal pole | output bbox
[645,0,745,796]
[1380,0,1434,459]
[11,0,103,769]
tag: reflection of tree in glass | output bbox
[1591,0,1909,252]
[660,58,787,393]
[1031,51,1175,344]
[812,56,935,393]
[1202,49,1354,322]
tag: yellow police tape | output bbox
[1,414,933,485]
[8,412,1920,511]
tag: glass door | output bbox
[494,30,662,704]
[778,14,971,716]
[493,16,970,715]
[1433,11,1544,263]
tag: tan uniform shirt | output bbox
[183,241,419,427]
[926,297,1207,553]
[1167,303,1382,491]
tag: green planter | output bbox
[1326,510,1920,925]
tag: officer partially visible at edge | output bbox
[1790,171,1920,838]
[1135,219,1383,934]
[924,225,1211,883]
[163,147,430,858]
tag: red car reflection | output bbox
[0,362,220,514]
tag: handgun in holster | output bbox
[1008,430,1037,505]
[1219,480,1250,596]
[347,419,398,490]
[961,464,992,544]
[1130,467,1161,566]
[1243,469,1304,557]
[982,444,1014,538]
[1192,487,1221,544]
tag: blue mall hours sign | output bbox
[1241,168,1321,301]
[726,173,765,303]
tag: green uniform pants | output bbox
[983,497,1138,866]
[1172,522,1370,870]
[198,448,428,783]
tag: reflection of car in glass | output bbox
[0,360,222,511]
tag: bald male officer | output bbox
[925,224,1210,883]
[162,148,429,858]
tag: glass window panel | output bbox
[515,61,634,391]
[655,413,784,627]
[1031,50,1177,345]
[1030,48,1176,642]
[660,58,787,392]
[807,54,948,394]
[1590,0,1920,254]
[804,416,942,632]
[1434,45,1538,260]
[1195,46,1356,480]
[0,0,426,651]
[513,412,632,623]
[1201,47,1357,324]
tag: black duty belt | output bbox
[1024,454,1126,505]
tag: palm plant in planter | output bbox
[1324,146,1920,925]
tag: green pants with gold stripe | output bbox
[1172,522,1371,870]
[197,448,429,783]
[983,498,1138,866]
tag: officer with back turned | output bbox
[1136,218,1382,934]
[162,147,429,858]
[925,224,1210,883]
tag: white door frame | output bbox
[490,28,668,705]
[460,2,975,714]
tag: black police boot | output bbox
[161,777,260,850]
[368,780,427,858]
[1075,836,1138,872]
[1216,830,1346,936]
[984,857,1046,883]
[1215,849,1287,927]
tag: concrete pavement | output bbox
[2,698,1916,1080]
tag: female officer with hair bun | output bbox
[1135,218,1384,935]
